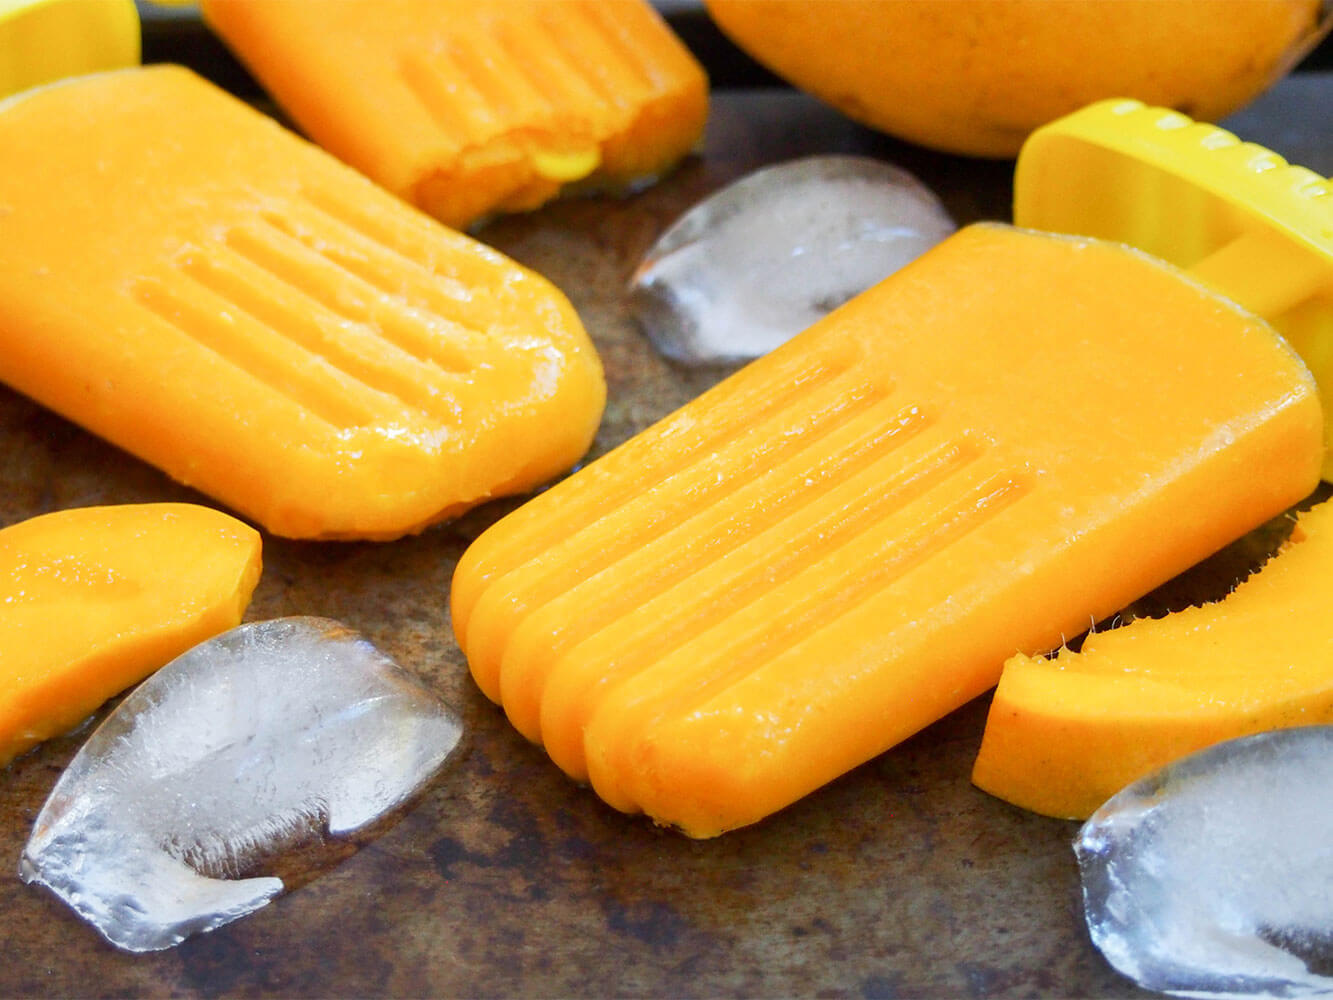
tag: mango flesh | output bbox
[973,498,1333,820]
[453,224,1322,838]
[201,0,709,229]
[0,503,262,766]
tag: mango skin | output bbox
[973,498,1333,820]
[705,0,1328,157]
[0,503,262,766]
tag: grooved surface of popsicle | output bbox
[0,67,605,539]
[452,223,1324,837]
[0,503,262,766]
[200,0,709,229]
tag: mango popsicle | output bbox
[452,222,1323,838]
[1013,99,1333,476]
[200,0,709,230]
[0,66,605,540]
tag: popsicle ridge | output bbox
[462,358,880,661]
[451,349,861,646]
[128,276,395,432]
[579,468,1032,815]
[398,1,651,134]
[129,216,489,427]
[232,215,478,371]
[485,396,959,745]
[214,222,478,380]
[534,444,1028,783]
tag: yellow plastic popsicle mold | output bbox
[1015,98,1333,476]
[0,0,139,100]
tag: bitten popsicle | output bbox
[452,221,1323,838]
[0,66,605,540]
[201,0,709,229]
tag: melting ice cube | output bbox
[629,154,955,364]
[1076,726,1333,998]
[19,617,463,952]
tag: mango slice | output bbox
[973,499,1333,819]
[200,0,709,229]
[0,503,262,766]
[453,224,1322,838]
[0,66,606,540]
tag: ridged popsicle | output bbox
[452,223,1323,837]
[201,0,709,229]
[0,66,605,540]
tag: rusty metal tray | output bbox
[1,50,1330,998]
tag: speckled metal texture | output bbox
[1,81,1329,998]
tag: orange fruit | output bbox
[704,0,1330,157]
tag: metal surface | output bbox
[1,77,1329,997]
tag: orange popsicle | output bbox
[0,66,605,540]
[200,0,709,229]
[452,223,1322,837]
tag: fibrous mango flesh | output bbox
[0,503,262,766]
[973,498,1333,820]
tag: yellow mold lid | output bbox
[0,0,139,100]
[1015,98,1333,477]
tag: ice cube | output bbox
[1076,726,1333,998]
[629,154,955,365]
[19,617,463,952]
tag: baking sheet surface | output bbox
[0,76,1329,997]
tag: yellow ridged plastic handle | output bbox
[0,0,140,101]
[1015,98,1333,478]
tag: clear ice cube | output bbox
[1076,726,1333,998]
[19,616,463,952]
[629,154,955,365]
